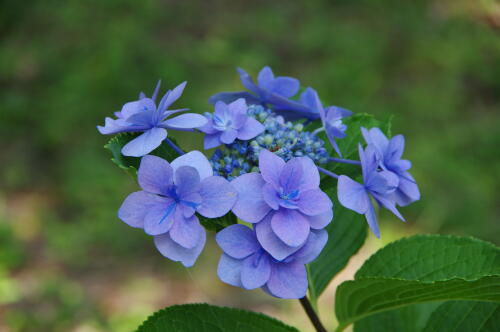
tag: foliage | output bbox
[136,303,299,332]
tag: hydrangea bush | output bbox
[98,67,500,332]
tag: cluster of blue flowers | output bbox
[98,66,420,299]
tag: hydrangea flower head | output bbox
[118,152,237,266]
[199,98,264,149]
[216,224,327,299]
[98,81,207,157]
[337,144,404,238]
[362,127,420,206]
[231,150,333,260]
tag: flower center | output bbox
[279,189,300,201]
[213,114,232,130]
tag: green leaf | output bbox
[199,212,237,232]
[355,301,500,332]
[104,133,182,178]
[135,303,299,332]
[354,303,443,332]
[422,301,500,332]
[334,235,500,331]
[308,195,367,299]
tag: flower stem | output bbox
[299,296,328,332]
[165,138,185,155]
[317,166,339,179]
[328,157,361,165]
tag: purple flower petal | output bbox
[209,91,261,106]
[297,189,332,216]
[217,253,243,287]
[362,127,389,156]
[241,252,271,289]
[118,191,164,228]
[265,262,307,299]
[262,183,280,210]
[158,81,187,112]
[295,157,320,191]
[236,117,265,140]
[259,150,285,190]
[197,176,238,218]
[279,158,304,194]
[121,99,156,119]
[270,77,300,98]
[144,201,177,236]
[290,229,328,264]
[216,224,260,259]
[198,118,218,134]
[169,214,204,249]
[231,173,271,223]
[138,155,173,195]
[257,66,275,90]
[306,209,333,229]
[171,151,213,180]
[154,229,206,267]
[161,113,207,130]
[121,127,167,157]
[394,172,420,206]
[220,128,238,144]
[255,213,302,261]
[338,175,370,214]
[271,209,310,247]
[365,203,380,238]
[203,133,222,149]
[174,166,201,195]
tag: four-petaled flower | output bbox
[231,150,333,260]
[362,127,420,206]
[216,224,327,299]
[118,152,237,267]
[199,98,264,149]
[98,81,207,157]
[337,144,404,238]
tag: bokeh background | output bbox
[1,0,499,331]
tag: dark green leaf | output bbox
[199,212,237,232]
[335,235,500,331]
[308,195,367,299]
[422,301,500,332]
[135,303,299,332]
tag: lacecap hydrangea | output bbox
[98,67,420,299]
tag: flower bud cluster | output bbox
[209,105,329,179]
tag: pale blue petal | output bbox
[337,175,370,214]
[265,262,307,299]
[217,253,243,287]
[255,213,302,261]
[241,252,271,289]
[154,229,205,267]
[259,149,285,190]
[169,214,204,249]
[297,189,332,216]
[271,209,310,248]
[118,191,165,228]
[216,224,259,259]
[231,173,271,223]
[171,151,213,180]
[121,127,167,157]
[197,176,238,218]
[138,155,173,195]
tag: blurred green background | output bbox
[1,0,499,331]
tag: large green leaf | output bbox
[334,235,500,331]
[308,195,367,300]
[355,301,500,332]
[135,303,299,332]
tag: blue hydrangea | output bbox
[209,105,330,180]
